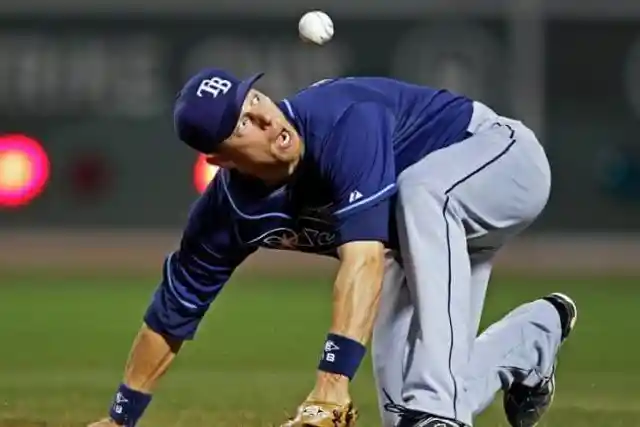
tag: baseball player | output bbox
[87,69,577,427]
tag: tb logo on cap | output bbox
[196,77,233,98]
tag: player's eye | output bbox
[237,116,250,132]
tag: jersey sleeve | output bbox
[322,102,397,245]
[144,172,255,340]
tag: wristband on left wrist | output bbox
[317,333,366,380]
[108,383,152,427]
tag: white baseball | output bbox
[298,11,334,45]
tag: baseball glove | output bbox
[280,400,358,427]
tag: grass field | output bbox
[0,273,637,427]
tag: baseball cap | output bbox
[173,68,264,153]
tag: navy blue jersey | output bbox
[145,77,474,339]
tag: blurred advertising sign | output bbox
[0,27,347,118]
[0,16,510,228]
[0,16,637,231]
[0,18,508,119]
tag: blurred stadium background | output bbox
[1,1,639,426]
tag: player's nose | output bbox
[252,110,273,129]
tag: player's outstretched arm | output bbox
[309,240,385,402]
[280,241,384,427]
[281,103,396,427]
[88,173,254,427]
[305,102,394,402]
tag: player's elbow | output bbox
[140,321,184,353]
[338,240,385,282]
[143,279,209,341]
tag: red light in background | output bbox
[69,153,110,200]
[0,134,50,208]
[194,154,219,194]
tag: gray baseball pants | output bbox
[372,102,561,427]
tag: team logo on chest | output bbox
[249,203,337,253]
[261,226,336,250]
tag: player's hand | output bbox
[86,418,121,427]
[280,400,358,427]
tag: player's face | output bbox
[211,89,300,182]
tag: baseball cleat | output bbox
[395,413,465,427]
[383,392,465,427]
[503,292,577,427]
[543,292,577,341]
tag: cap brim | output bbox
[235,72,265,107]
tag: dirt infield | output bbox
[1,230,640,277]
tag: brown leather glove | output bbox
[281,400,358,427]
